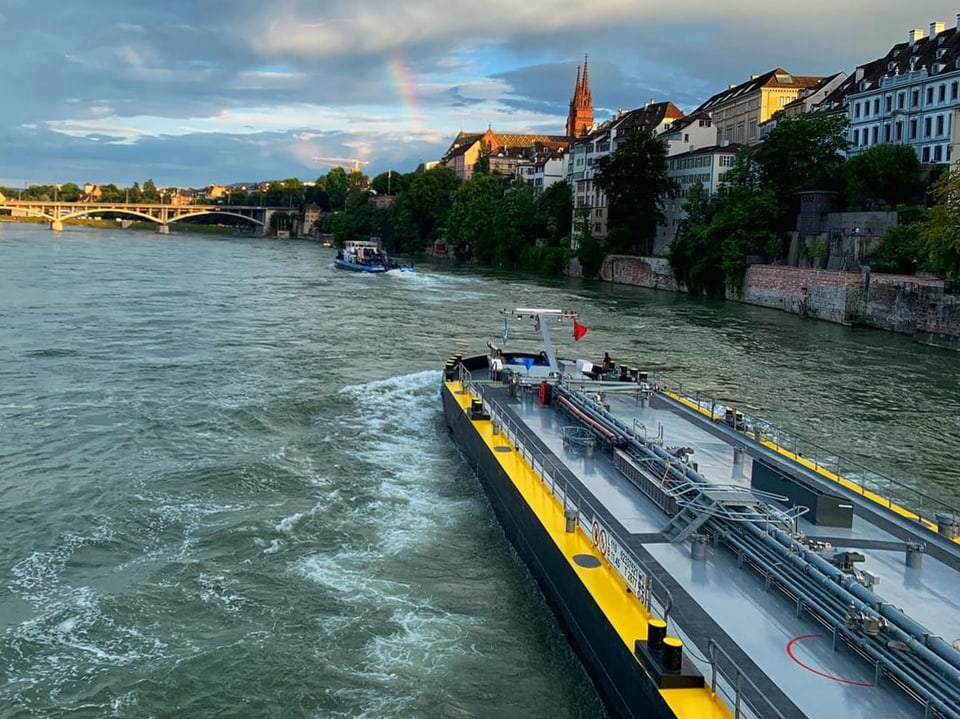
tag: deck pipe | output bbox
[734,520,960,687]
[766,524,960,674]
[717,523,960,716]
[553,385,960,705]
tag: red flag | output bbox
[573,319,588,341]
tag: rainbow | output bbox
[386,55,422,133]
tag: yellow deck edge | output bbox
[449,381,733,719]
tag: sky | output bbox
[3,1,960,190]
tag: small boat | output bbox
[333,239,414,273]
[442,306,960,719]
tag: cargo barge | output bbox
[441,307,960,719]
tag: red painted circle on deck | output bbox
[785,634,874,687]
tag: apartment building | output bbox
[695,68,825,146]
[568,102,684,246]
[817,18,960,164]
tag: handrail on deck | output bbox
[654,372,960,529]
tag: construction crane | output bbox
[312,156,370,172]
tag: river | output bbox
[1,223,958,718]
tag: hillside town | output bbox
[434,16,960,256]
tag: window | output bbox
[895,121,903,141]
[898,92,905,109]
[927,87,934,104]
[910,119,918,139]
[852,129,860,145]
[885,95,892,112]
[872,126,878,144]
[854,102,861,118]
[934,145,943,162]
[953,82,959,100]
[922,146,930,162]
[940,84,947,102]
[912,89,920,107]
[925,117,932,137]
[937,115,945,135]
[873,98,880,114]
[884,123,891,142]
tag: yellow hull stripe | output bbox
[448,381,732,719]
[662,391,960,545]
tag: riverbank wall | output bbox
[598,255,960,350]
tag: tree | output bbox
[918,165,960,277]
[370,170,408,197]
[492,183,538,268]
[446,174,498,263]
[575,208,605,279]
[669,150,780,296]
[392,166,457,253]
[323,167,349,211]
[669,179,725,295]
[843,144,924,208]
[535,181,573,244]
[871,223,923,274]
[595,131,676,255]
[754,113,850,228]
[142,179,160,202]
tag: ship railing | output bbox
[705,639,786,719]
[654,373,960,534]
[459,376,786,719]
[465,381,676,623]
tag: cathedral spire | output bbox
[566,54,594,140]
[580,54,591,106]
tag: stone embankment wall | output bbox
[596,256,960,350]
[599,255,679,291]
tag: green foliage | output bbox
[871,223,922,274]
[322,167,349,210]
[391,166,457,253]
[668,151,779,296]
[492,183,538,267]
[574,209,605,279]
[370,170,407,196]
[446,173,498,263]
[142,179,160,201]
[754,113,850,228]
[596,131,675,254]
[843,144,924,208]
[535,181,573,243]
[918,167,960,277]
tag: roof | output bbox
[817,25,960,112]
[440,130,570,164]
[694,68,826,114]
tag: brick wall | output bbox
[737,266,858,324]
[599,255,678,291]
[591,257,960,350]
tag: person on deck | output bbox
[601,352,613,374]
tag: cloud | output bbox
[4,0,960,186]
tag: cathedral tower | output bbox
[566,54,594,139]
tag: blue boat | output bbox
[334,239,413,273]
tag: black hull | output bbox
[442,386,676,719]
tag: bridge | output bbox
[0,200,290,234]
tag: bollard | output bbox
[935,512,958,539]
[564,507,578,533]
[905,542,924,568]
[647,618,666,651]
[691,534,708,561]
[662,637,683,671]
